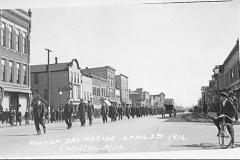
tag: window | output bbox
[74,72,76,83]
[97,88,100,96]
[78,86,81,99]
[9,25,13,49]
[22,32,26,54]
[84,91,86,101]
[16,63,20,84]
[71,71,73,82]
[9,61,13,83]
[16,29,20,52]
[101,88,104,96]
[23,64,27,85]
[34,73,39,84]
[1,22,6,47]
[93,87,96,95]
[87,92,89,101]
[1,59,6,81]
[77,73,79,84]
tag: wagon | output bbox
[164,99,174,117]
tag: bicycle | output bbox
[217,115,234,149]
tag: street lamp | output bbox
[59,90,62,109]
[213,67,220,97]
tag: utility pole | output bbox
[45,48,52,109]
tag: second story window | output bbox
[1,59,6,82]
[71,71,73,82]
[9,25,13,49]
[16,29,20,52]
[9,61,13,83]
[93,87,96,96]
[22,32,26,54]
[23,64,27,85]
[74,72,76,83]
[1,22,6,47]
[16,63,20,84]
[34,73,39,84]
[77,73,79,84]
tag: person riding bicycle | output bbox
[213,92,236,148]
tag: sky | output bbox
[1,0,239,107]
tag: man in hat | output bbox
[229,92,238,122]
[125,104,130,119]
[33,96,46,135]
[78,98,86,127]
[100,101,108,124]
[87,99,94,126]
[213,92,236,148]
[64,98,74,129]
[117,104,123,120]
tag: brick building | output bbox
[0,9,32,114]
[81,66,117,104]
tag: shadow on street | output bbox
[172,142,240,150]
[1,134,37,137]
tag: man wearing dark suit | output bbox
[87,100,94,126]
[64,99,74,129]
[213,92,236,148]
[131,105,136,118]
[125,104,130,119]
[117,104,123,120]
[78,99,86,127]
[33,96,46,135]
[101,101,108,124]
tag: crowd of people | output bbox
[0,96,174,135]
[0,108,30,126]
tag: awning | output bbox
[3,87,31,94]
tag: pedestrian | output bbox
[50,109,56,123]
[87,100,94,126]
[108,103,113,122]
[33,96,46,135]
[100,101,108,124]
[10,109,16,127]
[230,92,238,122]
[173,107,176,118]
[56,109,59,122]
[24,109,30,125]
[0,109,4,124]
[162,106,165,118]
[213,92,236,148]
[4,108,9,124]
[16,110,22,126]
[136,105,140,118]
[78,98,86,127]
[125,104,130,119]
[117,104,123,120]
[64,99,74,129]
[131,104,136,118]
[45,109,50,123]
[112,103,117,121]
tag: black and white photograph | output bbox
[0,0,240,159]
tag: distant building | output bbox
[129,88,146,106]
[115,74,131,106]
[81,66,117,104]
[31,58,82,111]
[82,73,92,103]
[0,9,32,114]
[152,92,165,108]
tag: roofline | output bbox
[120,74,128,79]
[223,39,239,66]
[83,66,116,72]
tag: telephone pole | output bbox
[45,48,52,109]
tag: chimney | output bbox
[86,67,88,69]
[55,57,58,64]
